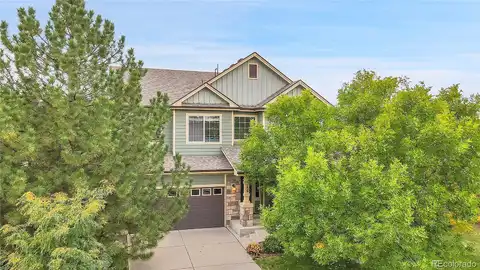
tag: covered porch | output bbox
[222,146,270,243]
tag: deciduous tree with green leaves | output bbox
[0,0,189,268]
[240,91,333,189]
[258,71,480,269]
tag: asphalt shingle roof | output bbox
[163,154,233,172]
[141,68,215,105]
[221,145,242,172]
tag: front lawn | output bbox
[463,224,480,262]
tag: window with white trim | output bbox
[234,116,256,140]
[188,115,221,143]
[191,189,200,196]
[213,188,222,195]
[167,189,177,197]
[202,188,212,196]
[248,63,258,79]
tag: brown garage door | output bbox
[174,187,224,230]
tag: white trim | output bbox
[172,84,239,107]
[156,183,226,190]
[233,114,257,141]
[190,188,201,196]
[202,188,212,196]
[231,111,234,145]
[213,187,223,196]
[170,106,266,112]
[167,189,177,198]
[248,63,258,79]
[172,109,176,154]
[193,184,225,188]
[186,113,222,144]
[266,80,332,106]
[208,52,293,85]
[163,171,234,175]
[262,112,266,127]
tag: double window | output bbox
[188,115,221,143]
[234,116,256,140]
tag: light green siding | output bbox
[183,88,228,105]
[163,120,173,152]
[174,110,233,155]
[162,174,225,186]
[257,111,265,126]
[286,85,306,97]
[212,58,288,106]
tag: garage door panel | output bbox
[174,188,224,230]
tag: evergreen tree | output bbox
[0,0,190,268]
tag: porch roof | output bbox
[164,154,234,172]
[221,145,242,174]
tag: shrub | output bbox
[262,235,283,254]
[246,242,263,257]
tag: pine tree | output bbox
[0,0,190,268]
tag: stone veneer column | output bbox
[225,175,241,225]
[240,181,254,227]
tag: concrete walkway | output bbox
[130,227,260,270]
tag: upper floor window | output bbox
[188,115,221,143]
[248,63,258,79]
[234,116,256,140]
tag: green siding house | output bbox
[141,52,330,230]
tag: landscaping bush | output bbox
[246,242,263,257]
[262,235,283,254]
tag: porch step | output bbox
[227,224,269,249]
[255,228,268,239]
[229,219,263,237]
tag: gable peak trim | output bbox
[264,80,332,106]
[172,83,239,107]
[207,52,293,85]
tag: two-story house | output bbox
[140,52,330,230]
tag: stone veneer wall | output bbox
[225,174,241,225]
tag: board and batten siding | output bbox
[174,110,233,155]
[212,58,288,106]
[161,174,225,186]
[183,88,228,105]
[286,85,306,97]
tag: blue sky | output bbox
[1,0,479,103]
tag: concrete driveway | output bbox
[130,227,260,270]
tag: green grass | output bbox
[463,224,480,262]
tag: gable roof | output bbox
[257,80,332,107]
[172,83,239,107]
[138,52,332,107]
[207,52,293,85]
[140,68,215,105]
